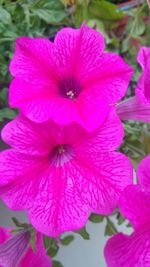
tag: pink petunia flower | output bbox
[0,227,52,267]
[104,156,150,267]
[0,109,133,236]
[117,47,150,123]
[9,24,133,131]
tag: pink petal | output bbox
[0,152,131,236]
[0,111,131,236]
[24,95,109,132]
[0,152,89,236]
[28,162,90,236]
[20,233,52,267]
[1,116,53,156]
[75,108,124,152]
[9,25,132,129]
[0,228,11,244]
[119,185,150,229]
[0,230,31,267]
[76,95,109,131]
[1,108,123,156]
[9,77,58,107]
[0,150,48,206]
[137,155,150,190]
[74,152,133,215]
[9,78,60,123]
[85,52,133,104]
[104,226,150,267]
[9,37,58,83]
[136,47,150,103]
[117,96,150,122]
[28,152,132,236]
[54,23,105,79]
[137,46,150,69]
[9,79,109,130]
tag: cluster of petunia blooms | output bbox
[0,24,150,267]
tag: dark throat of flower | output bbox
[58,78,83,100]
[49,144,74,167]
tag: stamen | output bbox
[58,78,82,99]
[66,90,75,99]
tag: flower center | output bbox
[50,144,74,167]
[58,78,82,99]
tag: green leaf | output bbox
[43,235,52,249]
[43,236,59,257]
[133,18,146,37]
[0,88,8,103]
[0,108,16,122]
[75,227,90,240]
[61,235,74,245]
[121,38,130,53]
[31,9,66,23]
[30,0,66,24]
[104,217,117,236]
[75,0,89,27]
[89,213,104,223]
[47,244,59,257]
[30,229,37,251]
[11,217,29,229]
[52,260,64,267]
[0,7,11,24]
[86,19,111,44]
[116,213,125,225]
[89,0,124,21]
[142,128,150,154]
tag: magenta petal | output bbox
[9,78,59,123]
[0,150,50,211]
[9,37,57,83]
[1,115,53,156]
[119,185,150,229]
[76,95,110,131]
[104,226,150,267]
[28,152,132,236]
[136,47,150,103]
[28,163,90,236]
[137,46,150,69]
[75,152,133,215]
[0,228,11,244]
[54,23,105,79]
[117,96,150,122]
[137,155,150,190]
[20,233,52,267]
[0,110,131,236]
[86,52,133,103]
[0,230,31,267]
[9,25,132,129]
[78,108,124,152]
[0,149,47,187]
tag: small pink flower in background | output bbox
[0,227,52,267]
[104,156,150,267]
[117,96,150,122]
[136,47,150,103]
[0,109,132,236]
[117,46,150,123]
[9,24,132,131]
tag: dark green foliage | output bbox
[75,226,90,240]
